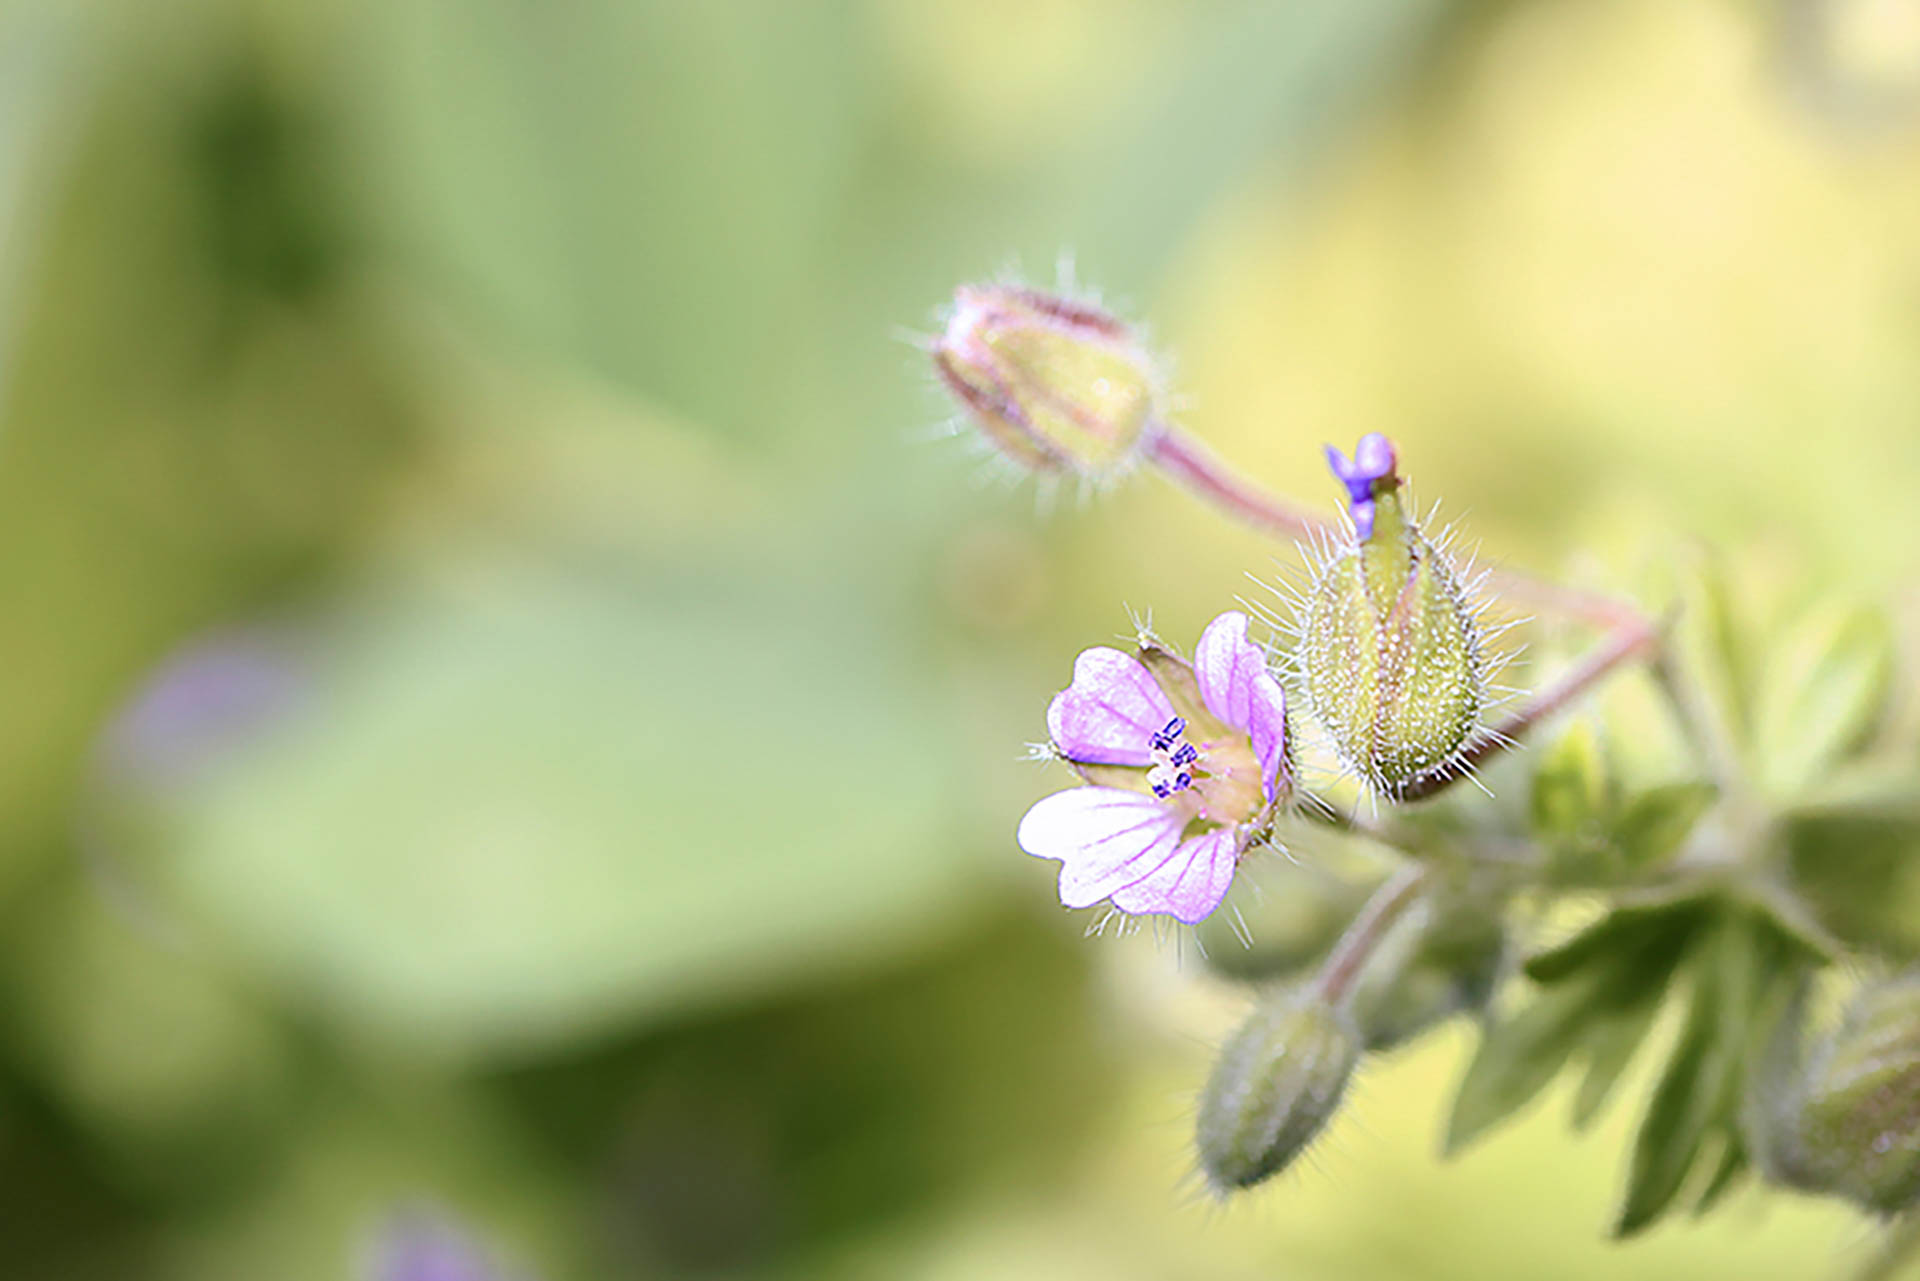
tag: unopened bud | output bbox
[1196,989,1360,1192]
[1303,434,1489,797]
[1775,975,1920,1214]
[931,284,1161,478]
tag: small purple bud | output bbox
[1322,433,1399,542]
[931,284,1162,478]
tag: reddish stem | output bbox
[1145,424,1643,633]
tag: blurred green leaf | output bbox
[1071,0,1447,288]
[1530,721,1610,842]
[1612,781,1718,871]
[1755,604,1895,797]
[1571,986,1665,1131]
[1352,882,1506,1052]
[1691,1134,1748,1216]
[1787,809,1920,959]
[157,568,973,1060]
[1445,971,1600,1156]
[1524,897,1701,987]
[1615,949,1728,1236]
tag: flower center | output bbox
[1143,714,1266,827]
[1147,717,1202,799]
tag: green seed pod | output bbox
[931,284,1161,478]
[1304,435,1489,798]
[1196,988,1360,1192]
[1777,974,1920,1214]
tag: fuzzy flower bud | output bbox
[1196,988,1359,1192]
[1303,434,1489,798]
[931,284,1161,478]
[1771,975,1920,1214]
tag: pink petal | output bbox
[1195,610,1290,803]
[1249,670,1290,803]
[1108,827,1241,924]
[1016,786,1186,908]
[1045,647,1175,766]
[1193,611,1267,732]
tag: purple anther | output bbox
[1171,743,1198,768]
[1322,433,1399,541]
[1149,716,1187,753]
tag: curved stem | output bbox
[1145,423,1647,633]
[1395,610,1662,803]
[1314,863,1427,1004]
[1145,424,1325,543]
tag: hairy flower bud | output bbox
[1303,434,1489,797]
[1772,975,1920,1214]
[931,284,1161,478]
[1196,988,1360,1191]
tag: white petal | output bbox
[1108,827,1241,924]
[1016,786,1186,908]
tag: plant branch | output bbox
[1145,423,1646,633]
[1314,863,1428,1004]
[1395,609,1662,803]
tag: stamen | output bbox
[1146,717,1202,800]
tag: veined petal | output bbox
[1108,827,1241,924]
[1045,647,1175,765]
[1249,670,1290,803]
[1016,786,1185,908]
[1194,611,1267,733]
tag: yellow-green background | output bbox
[0,0,1916,1277]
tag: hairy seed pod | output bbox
[1303,435,1489,798]
[1196,988,1360,1192]
[931,284,1161,478]
[1774,975,1920,1214]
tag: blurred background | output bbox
[2,0,1919,1277]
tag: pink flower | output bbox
[1017,611,1292,925]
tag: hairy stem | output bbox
[1315,863,1428,1004]
[1395,609,1662,803]
[1145,423,1646,633]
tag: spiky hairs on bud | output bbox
[1301,434,1496,799]
[1196,988,1360,1192]
[930,284,1163,480]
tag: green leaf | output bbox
[1755,605,1895,797]
[156,568,972,1060]
[1612,781,1717,870]
[1615,920,1753,1237]
[1691,1133,1749,1216]
[1786,811,1920,960]
[1571,985,1666,1131]
[1444,971,1603,1156]
[1530,721,1609,841]
[1524,896,1701,986]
